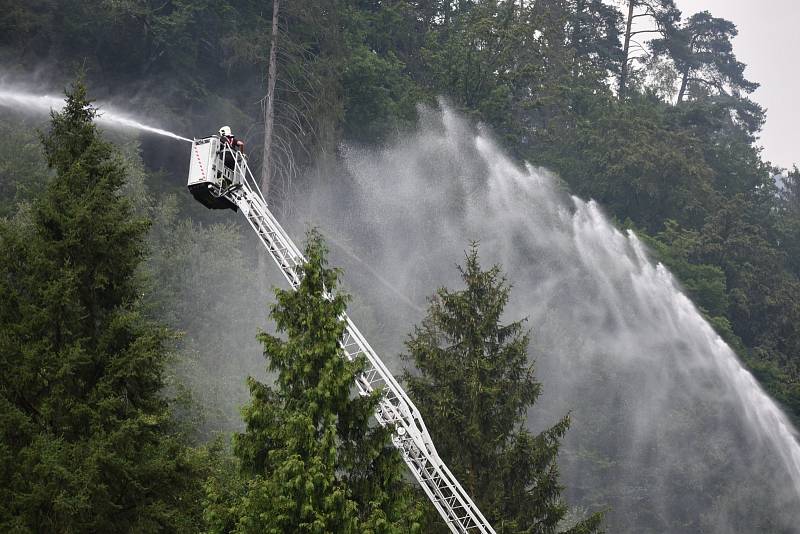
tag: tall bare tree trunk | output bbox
[259,0,281,293]
[619,0,635,99]
[677,67,689,103]
[261,0,280,197]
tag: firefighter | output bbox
[219,125,245,153]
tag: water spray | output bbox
[291,106,800,532]
[97,112,192,143]
[0,89,192,142]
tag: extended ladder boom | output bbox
[188,138,495,533]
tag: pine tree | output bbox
[0,82,203,532]
[650,10,758,103]
[403,245,603,534]
[205,230,421,533]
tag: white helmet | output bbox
[219,125,232,137]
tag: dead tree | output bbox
[261,0,280,197]
[618,0,680,99]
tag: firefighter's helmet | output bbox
[219,125,232,137]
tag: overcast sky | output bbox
[675,0,798,170]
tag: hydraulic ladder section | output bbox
[198,141,496,534]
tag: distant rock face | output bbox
[292,105,800,534]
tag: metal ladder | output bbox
[216,145,495,533]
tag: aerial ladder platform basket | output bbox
[187,135,496,534]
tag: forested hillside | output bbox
[2,0,797,416]
[1,1,798,533]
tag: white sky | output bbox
[675,0,798,170]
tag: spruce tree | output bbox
[205,230,421,533]
[403,245,603,534]
[779,167,800,277]
[0,82,202,532]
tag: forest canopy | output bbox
[0,1,798,533]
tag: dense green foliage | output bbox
[0,0,798,531]
[405,246,603,533]
[0,84,204,532]
[204,232,422,533]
